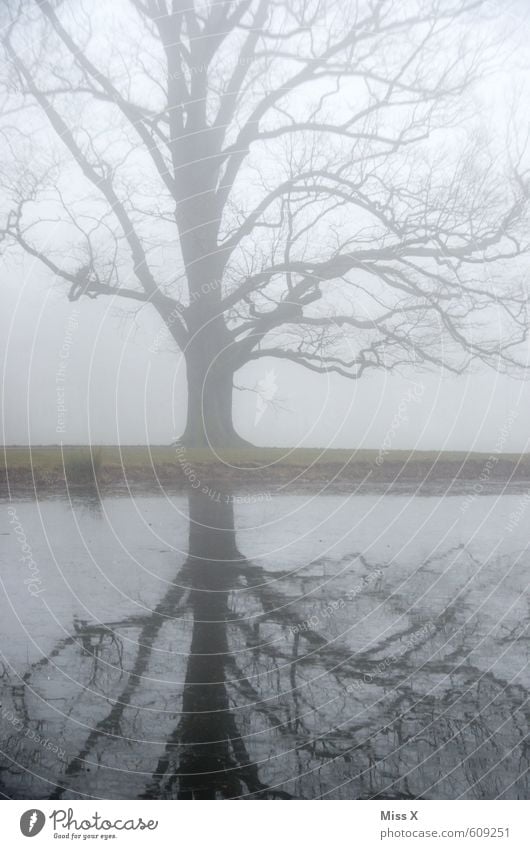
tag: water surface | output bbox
[1,488,528,799]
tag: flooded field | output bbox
[0,487,528,799]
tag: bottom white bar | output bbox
[3,800,529,848]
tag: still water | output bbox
[1,487,528,799]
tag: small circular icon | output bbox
[20,810,46,837]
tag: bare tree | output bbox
[0,0,528,447]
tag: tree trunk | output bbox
[169,154,249,449]
[181,326,251,450]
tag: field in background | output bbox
[3,444,530,469]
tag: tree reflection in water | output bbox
[1,487,528,799]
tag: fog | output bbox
[0,2,528,453]
[1,264,529,451]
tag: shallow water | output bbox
[0,487,528,799]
